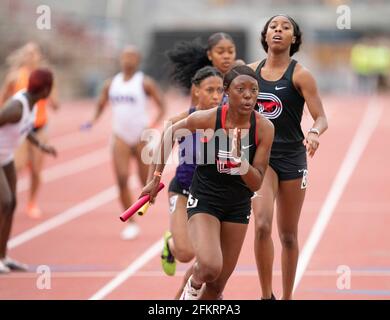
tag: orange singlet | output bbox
[14,67,48,129]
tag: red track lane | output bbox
[296,94,390,300]
[0,93,388,300]
[103,95,379,300]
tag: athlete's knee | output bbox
[175,247,194,263]
[116,175,128,190]
[31,170,41,182]
[171,233,194,262]
[11,196,16,213]
[197,260,222,283]
[280,232,298,249]
[254,218,272,241]
[0,196,16,216]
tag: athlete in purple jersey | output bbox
[149,67,224,278]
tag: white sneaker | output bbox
[179,275,203,300]
[120,223,140,240]
[2,257,28,271]
[0,260,11,274]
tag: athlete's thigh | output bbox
[188,213,221,265]
[276,178,306,233]
[14,141,29,171]
[169,193,191,242]
[252,166,279,223]
[132,140,148,185]
[29,129,48,172]
[132,139,148,163]
[111,135,132,178]
[3,161,16,195]
[0,162,16,203]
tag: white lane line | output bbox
[17,147,110,193]
[10,163,173,249]
[89,239,164,300]
[10,162,149,249]
[8,186,117,249]
[293,96,383,292]
[86,164,176,300]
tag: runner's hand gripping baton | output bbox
[119,182,165,222]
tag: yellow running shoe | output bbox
[161,231,176,276]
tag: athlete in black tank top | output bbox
[255,59,305,149]
[141,66,274,300]
[192,104,258,208]
[163,36,239,298]
[249,15,328,300]
[158,66,224,282]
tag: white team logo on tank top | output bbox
[257,92,283,120]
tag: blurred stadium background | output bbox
[0,0,389,99]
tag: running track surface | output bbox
[0,91,389,300]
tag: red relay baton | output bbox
[119,182,165,222]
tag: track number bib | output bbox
[187,194,198,209]
[169,195,178,214]
[300,169,308,189]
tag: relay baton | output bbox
[137,202,151,216]
[119,182,165,222]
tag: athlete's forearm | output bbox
[146,162,157,183]
[148,114,184,182]
[152,107,166,128]
[240,160,265,192]
[153,125,176,176]
[27,132,43,149]
[310,115,328,136]
[0,89,12,106]
[49,95,60,111]
[92,102,105,123]
[0,79,14,106]
[154,96,166,125]
[153,116,193,176]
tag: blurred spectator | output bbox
[350,36,390,94]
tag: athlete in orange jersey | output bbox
[0,42,59,219]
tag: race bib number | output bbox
[169,195,178,214]
[300,169,308,189]
[186,194,198,209]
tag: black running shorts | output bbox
[186,192,251,225]
[269,145,307,182]
[168,176,190,197]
